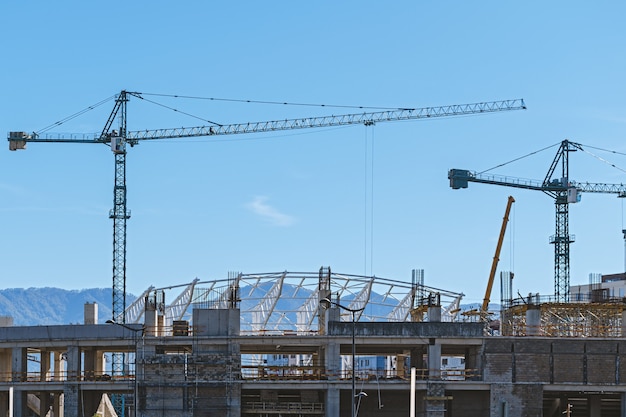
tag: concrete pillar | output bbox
[65,346,80,382]
[465,346,479,380]
[325,307,340,333]
[325,387,340,417]
[622,311,626,337]
[410,347,426,379]
[526,306,541,336]
[589,395,601,417]
[325,341,340,381]
[83,302,98,325]
[63,346,80,417]
[53,392,64,417]
[11,348,27,417]
[83,348,96,381]
[62,384,78,417]
[0,391,8,417]
[11,347,26,383]
[53,351,64,382]
[425,382,446,417]
[157,315,164,336]
[428,342,441,380]
[40,350,50,382]
[39,391,52,417]
[428,306,441,322]
[0,349,12,382]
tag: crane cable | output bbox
[129,93,223,127]
[138,92,409,111]
[36,95,117,134]
[577,144,626,175]
[478,141,626,176]
[477,142,560,175]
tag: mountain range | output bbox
[0,287,497,326]
[0,287,124,326]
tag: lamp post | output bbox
[106,320,144,417]
[320,297,365,417]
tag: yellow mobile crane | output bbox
[482,196,515,319]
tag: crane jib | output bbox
[8,98,525,146]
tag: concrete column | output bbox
[40,350,50,382]
[53,392,64,417]
[325,387,340,417]
[0,349,12,382]
[427,342,441,380]
[410,347,426,379]
[428,306,441,322]
[589,394,601,417]
[63,346,80,417]
[144,305,158,336]
[11,347,26,383]
[10,347,27,417]
[526,306,541,336]
[425,382,446,417]
[0,391,8,417]
[465,346,480,380]
[83,302,98,325]
[325,341,340,381]
[83,348,97,381]
[53,351,64,382]
[39,391,52,417]
[65,346,80,382]
[62,384,78,417]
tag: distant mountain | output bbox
[0,288,136,326]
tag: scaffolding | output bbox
[501,300,626,337]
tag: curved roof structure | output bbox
[126,268,465,335]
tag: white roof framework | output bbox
[138,269,464,335]
[250,272,286,332]
[125,286,154,324]
[162,278,199,329]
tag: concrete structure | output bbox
[0,307,625,416]
[2,270,626,417]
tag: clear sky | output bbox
[2,1,626,306]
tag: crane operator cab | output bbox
[109,130,124,154]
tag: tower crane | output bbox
[8,91,526,322]
[449,139,626,302]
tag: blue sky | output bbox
[2,1,626,305]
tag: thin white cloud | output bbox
[246,196,295,227]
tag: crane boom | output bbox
[482,196,515,315]
[8,96,525,147]
[449,169,626,196]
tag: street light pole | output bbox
[319,297,365,417]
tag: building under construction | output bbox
[0,268,626,417]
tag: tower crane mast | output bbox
[449,139,626,302]
[8,91,526,322]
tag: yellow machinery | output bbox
[481,196,515,319]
